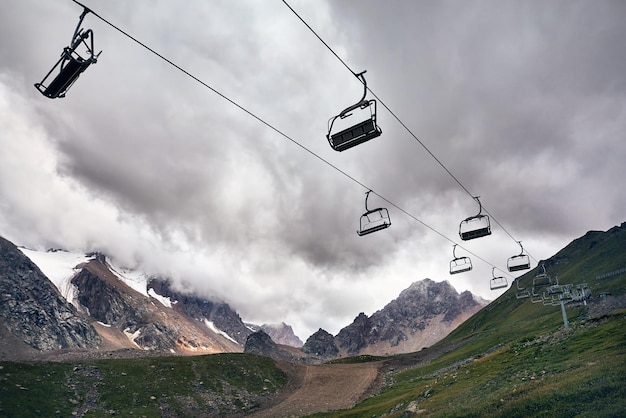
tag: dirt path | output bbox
[251,362,381,417]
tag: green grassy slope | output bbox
[0,353,287,417]
[313,223,626,417]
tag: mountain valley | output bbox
[0,222,625,416]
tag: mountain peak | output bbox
[301,328,338,358]
[260,322,303,348]
[335,279,488,356]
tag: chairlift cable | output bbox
[281,0,359,79]
[281,0,537,264]
[65,0,514,279]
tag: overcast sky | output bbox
[1,0,625,340]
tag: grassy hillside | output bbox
[314,309,625,417]
[312,224,626,417]
[0,353,287,417]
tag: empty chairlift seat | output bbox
[490,267,508,290]
[330,112,381,151]
[459,196,491,241]
[449,244,472,275]
[529,264,554,303]
[327,71,381,152]
[532,264,553,288]
[34,7,101,99]
[515,278,531,299]
[507,241,531,272]
[356,190,391,236]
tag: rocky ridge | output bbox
[335,279,487,356]
[245,279,489,362]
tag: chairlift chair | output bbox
[542,294,560,306]
[490,267,508,290]
[532,264,553,288]
[507,241,531,272]
[34,7,101,98]
[356,190,391,236]
[530,293,545,304]
[327,71,381,152]
[459,196,491,241]
[515,278,530,299]
[449,244,472,275]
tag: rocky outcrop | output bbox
[73,267,143,328]
[243,330,277,356]
[243,330,304,362]
[301,328,339,358]
[0,236,100,356]
[333,312,372,355]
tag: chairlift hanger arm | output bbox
[71,5,101,60]
[473,196,484,217]
[461,196,486,222]
[364,190,372,211]
[338,70,369,118]
[452,244,468,261]
[71,7,91,46]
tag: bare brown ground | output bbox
[248,337,475,417]
[250,361,381,418]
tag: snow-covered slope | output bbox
[19,248,93,306]
[17,247,245,354]
[19,248,156,305]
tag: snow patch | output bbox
[148,288,173,308]
[203,319,239,345]
[123,327,142,348]
[97,321,112,328]
[107,260,150,297]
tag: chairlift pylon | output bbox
[327,71,382,152]
[507,241,531,272]
[459,196,491,241]
[449,244,472,275]
[489,267,508,290]
[34,6,101,98]
[356,190,391,236]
